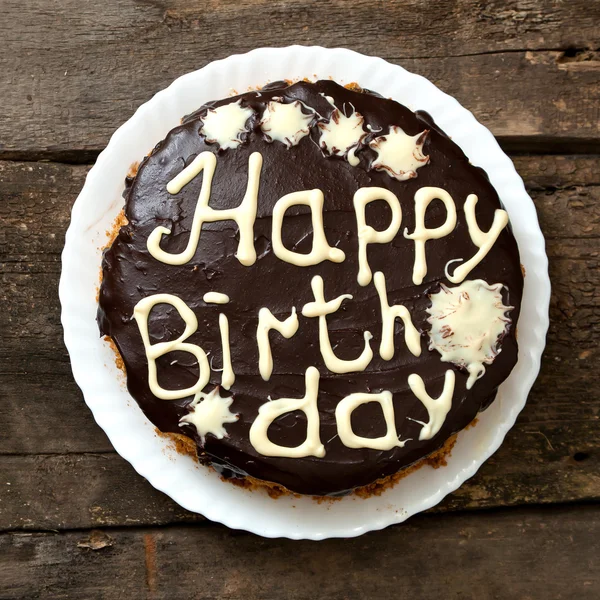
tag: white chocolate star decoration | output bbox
[318,101,367,166]
[201,100,254,150]
[426,279,513,389]
[179,386,239,443]
[369,126,429,181]
[260,100,315,148]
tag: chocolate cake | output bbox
[98,80,523,496]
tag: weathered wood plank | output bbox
[6,0,599,58]
[512,154,600,189]
[1,506,599,600]
[1,155,598,526]
[1,453,202,530]
[2,374,113,454]
[1,1,599,156]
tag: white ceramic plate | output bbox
[59,46,550,540]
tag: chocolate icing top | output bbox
[98,80,523,496]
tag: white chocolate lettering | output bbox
[373,271,421,359]
[353,187,402,286]
[249,366,325,458]
[407,370,455,440]
[166,152,214,195]
[257,307,299,381]
[446,194,509,284]
[218,313,234,390]
[336,391,408,450]
[203,292,230,304]
[403,187,458,285]
[302,275,373,374]
[271,189,345,267]
[149,151,262,266]
[133,294,210,400]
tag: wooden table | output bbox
[1,1,599,598]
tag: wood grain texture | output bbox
[6,0,600,57]
[1,1,600,157]
[1,506,599,600]
[1,155,599,530]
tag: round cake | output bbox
[98,79,522,496]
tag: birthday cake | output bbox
[97,79,522,496]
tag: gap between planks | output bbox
[3,140,600,165]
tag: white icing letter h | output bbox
[133,294,211,400]
[148,151,262,266]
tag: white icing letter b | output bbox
[133,294,210,400]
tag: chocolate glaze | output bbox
[98,80,523,496]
